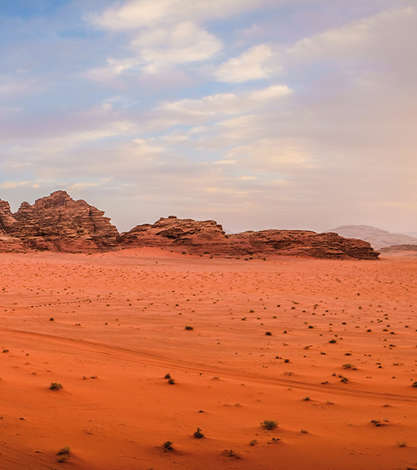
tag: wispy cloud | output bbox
[214,44,274,83]
[1,0,416,233]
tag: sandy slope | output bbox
[0,249,416,470]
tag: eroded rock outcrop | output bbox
[0,200,25,252]
[229,230,379,259]
[0,193,379,259]
[4,191,119,252]
[120,216,231,254]
[120,216,379,260]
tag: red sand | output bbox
[0,248,416,470]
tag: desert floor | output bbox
[0,249,416,470]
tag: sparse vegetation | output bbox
[193,427,204,439]
[163,441,173,451]
[222,449,241,459]
[261,420,277,430]
[56,446,70,463]
[49,382,63,391]
[370,419,384,427]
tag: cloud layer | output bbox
[0,0,416,233]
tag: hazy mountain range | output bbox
[330,225,417,250]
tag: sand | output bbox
[0,248,416,470]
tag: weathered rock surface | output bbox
[120,216,379,260]
[0,193,379,259]
[120,216,231,254]
[0,200,26,252]
[2,191,119,252]
[230,230,379,259]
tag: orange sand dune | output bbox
[0,249,416,470]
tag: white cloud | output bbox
[87,21,222,79]
[287,5,416,63]
[4,120,138,160]
[86,57,141,81]
[132,21,222,72]
[68,179,111,191]
[0,181,39,189]
[249,84,292,100]
[157,84,292,120]
[214,44,273,83]
[227,139,315,169]
[131,138,165,154]
[213,159,237,165]
[91,0,269,31]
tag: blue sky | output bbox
[0,0,416,233]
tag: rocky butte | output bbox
[0,191,119,252]
[0,191,379,259]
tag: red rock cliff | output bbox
[0,193,379,259]
[120,216,379,260]
[7,191,119,252]
[0,200,25,252]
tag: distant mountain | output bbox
[329,225,417,250]
[380,244,417,254]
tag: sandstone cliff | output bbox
[120,216,379,260]
[0,200,25,252]
[2,191,119,252]
[0,193,379,259]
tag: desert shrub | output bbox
[49,382,63,391]
[261,420,277,430]
[163,441,173,451]
[193,427,204,439]
[56,446,70,463]
[222,449,241,459]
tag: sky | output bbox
[0,0,416,233]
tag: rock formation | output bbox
[2,191,119,252]
[0,200,25,252]
[0,192,379,259]
[120,216,231,254]
[229,230,379,259]
[120,216,379,260]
